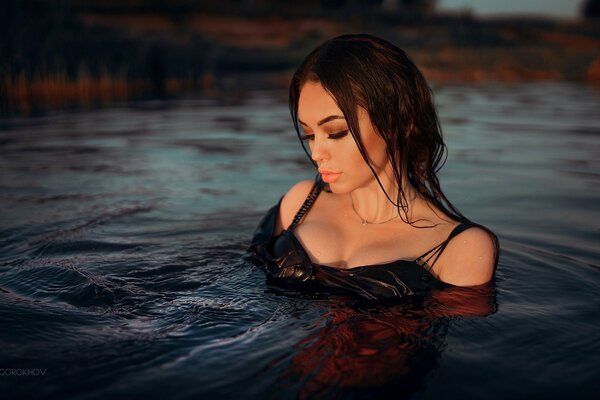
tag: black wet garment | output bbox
[248,177,478,300]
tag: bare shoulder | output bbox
[274,180,315,236]
[435,225,498,287]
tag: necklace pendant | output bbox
[362,219,368,226]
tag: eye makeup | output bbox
[300,130,349,141]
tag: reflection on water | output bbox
[0,83,599,399]
[277,286,495,399]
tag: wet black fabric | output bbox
[248,179,477,300]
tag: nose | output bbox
[309,136,329,163]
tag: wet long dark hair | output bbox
[289,34,499,262]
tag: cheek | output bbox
[341,140,366,168]
[361,134,389,170]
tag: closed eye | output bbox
[300,130,348,141]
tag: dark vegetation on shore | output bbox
[2,0,599,115]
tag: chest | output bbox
[292,215,446,269]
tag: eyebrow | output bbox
[299,115,345,127]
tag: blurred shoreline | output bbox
[2,0,599,116]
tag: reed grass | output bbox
[1,70,210,116]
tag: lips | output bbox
[318,169,342,183]
[318,169,340,175]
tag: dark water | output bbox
[1,83,599,399]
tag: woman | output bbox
[249,34,499,300]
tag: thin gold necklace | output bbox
[350,197,400,226]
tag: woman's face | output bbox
[297,81,390,194]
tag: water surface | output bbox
[1,83,599,399]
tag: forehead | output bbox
[297,81,374,130]
[297,81,342,123]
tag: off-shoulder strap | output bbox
[416,222,476,270]
[288,175,326,229]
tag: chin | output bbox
[326,182,351,194]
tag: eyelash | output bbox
[300,130,348,141]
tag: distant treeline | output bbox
[0,0,439,115]
[583,0,600,18]
[63,0,437,18]
[1,0,599,115]
[2,0,219,84]
[1,0,440,79]
[0,0,224,114]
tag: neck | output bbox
[349,164,417,223]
